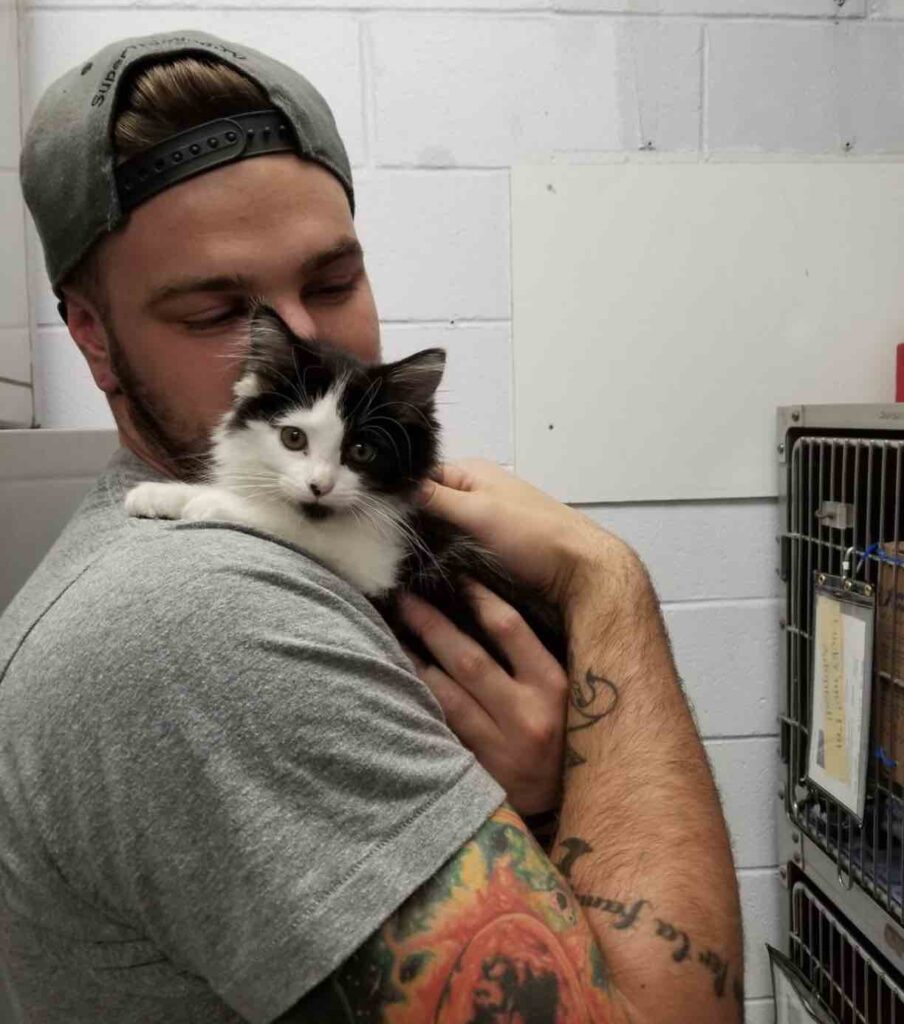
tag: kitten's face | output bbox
[214,308,445,521]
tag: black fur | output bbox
[232,308,567,672]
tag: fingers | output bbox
[462,578,567,693]
[397,592,515,713]
[399,645,501,752]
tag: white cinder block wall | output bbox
[21,0,904,1017]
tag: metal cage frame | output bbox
[778,404,904,986]
[789,874,904,1022]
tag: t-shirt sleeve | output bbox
[46,525,505,1023]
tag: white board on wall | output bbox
[511,160,903,503]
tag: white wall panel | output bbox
[512,160,900,502]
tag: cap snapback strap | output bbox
[114,108,297,213]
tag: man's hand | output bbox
[415,458,633,611]
[398,578,568,816]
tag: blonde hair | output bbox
[62,57,268,311]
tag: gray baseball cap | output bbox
[20,29,355,309]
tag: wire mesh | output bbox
[790,881,904,1023]
[785,437,904,924]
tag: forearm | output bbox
[555,538,743,1023]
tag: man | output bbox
[0,30,743,1023]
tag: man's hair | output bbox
[61,57,268,314]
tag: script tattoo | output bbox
[575,890,743,1006]
[555,837,593,881]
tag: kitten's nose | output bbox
[310,480,334,498]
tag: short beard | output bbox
[105,321,210,482]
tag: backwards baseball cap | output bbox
[20,29,355,315]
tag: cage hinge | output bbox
[779,534,792,582]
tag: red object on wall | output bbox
[898,344,904,401]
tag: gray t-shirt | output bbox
[0,447,504,1023]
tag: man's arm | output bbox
[389,460,743,1023]
[276,804,627,1023]
[554,538,743,1023]
[276,536,741,1024]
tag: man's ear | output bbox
[64,292,120,394]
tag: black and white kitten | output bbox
[124,307,566,671]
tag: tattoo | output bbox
[568,670,619,733]
[576,889,742,1005]
[576,894,648,930]
[566,669,618,768]
[564,742,586,769]
[278,807,614,1023]
[555,837,593,880]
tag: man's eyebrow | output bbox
[143,237,364,311]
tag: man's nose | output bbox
[273,300,317,342]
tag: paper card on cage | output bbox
[768,946,840,1023]
[806,573,875,823]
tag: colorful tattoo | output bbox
[283,805,614,1023]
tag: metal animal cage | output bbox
[778,405,904,1001]
[789,876,904,1022]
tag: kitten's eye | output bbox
[348,442,376,465]
[280,427,308,452]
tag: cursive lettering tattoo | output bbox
[654,918,691,963]
[555,837,593,880]
[575,889,742,1005]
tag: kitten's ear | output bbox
[381,348,446,405]
[241,301,326,391]
[247,301,293,361]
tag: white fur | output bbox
[125,379,410,596]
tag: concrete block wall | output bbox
[20,0,904,1017]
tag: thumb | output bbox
[414,478,473,530]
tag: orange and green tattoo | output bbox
[280,805,613,1023]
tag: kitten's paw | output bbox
[125,482,193,520]
[182,493,237,523]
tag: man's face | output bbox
[83,154,379,474]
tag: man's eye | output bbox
[183,308,244,329]
[306,272,362,300]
